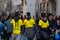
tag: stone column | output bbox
[56,0,60,16]
[23,0,27,16]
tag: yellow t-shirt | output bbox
[24,18,35,28]
[38,20,49,28]
[11,19,23,34]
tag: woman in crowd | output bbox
[55,18,60,40]
[56,18,60,30]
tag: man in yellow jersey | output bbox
[24,12,35,40]
[11,11,23,40]
[38,13,50,40]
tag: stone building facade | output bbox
[0,0,12,14]
[23,0,60,17]
[0,0,60,17]
[35,0,56,15]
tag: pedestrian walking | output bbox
[56,18,60,30]
[55,18,60,40]
[1,12,7,40]
[38,13,50,40]
[4,15,12,40]
[48,14,57,40]
[24,12,36,40]
[0,20,5,40]
[35,15,40,40]
[11,11,23,40]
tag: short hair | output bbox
[15,11,20,17]
[26,12,30,16]
[41,13,46,17]
[48,13,53,17]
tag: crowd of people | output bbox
[0,11,60,40]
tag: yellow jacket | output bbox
[11,19,23,34]
[38,20,49,28]
[24,18,35,28]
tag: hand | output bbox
[5,27,7,30]
[51,29,54,32]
